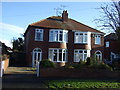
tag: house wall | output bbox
[104,40,120,61]
[25,26,104,66]
[91,34,104,60]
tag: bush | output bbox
[40,59,55,68]
[90,62,112,71]
[1,54,9,60]
[86,57,92,65]
[72,64,81,68]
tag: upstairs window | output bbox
[74,32,88,44]
[95,35,101,45]
[35,29,43,41]
[49,30,68,42]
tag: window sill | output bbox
[95,43,101,45]
[74,43,88,45]
[49,41,68,43]
[35,40,43,41]
[52,61,67,63]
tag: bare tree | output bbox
[95,1,120,40]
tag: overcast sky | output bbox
[1,1,112,47]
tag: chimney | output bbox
[62,10,68,22]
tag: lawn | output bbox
[47,79,120,88]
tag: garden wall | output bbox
[40,68,119,79]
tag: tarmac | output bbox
[2,67,48,89]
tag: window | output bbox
[106,41,109,47]
[95,35,101,45]
[74,32,88,44]
[49,48,67,62]
[74,49,89,62]
[49,30,68,42]
[35,28,43,41]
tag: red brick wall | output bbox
[91,34,104,60]
[25,26,104,66]
[104,40,120,60]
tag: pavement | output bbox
[2,67,48,89]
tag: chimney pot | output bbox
[62,10,68,22]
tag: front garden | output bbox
[39,58,119,79]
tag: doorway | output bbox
[32,48,42,67]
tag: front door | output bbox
[95,51,102,62]
[32,48,42,67]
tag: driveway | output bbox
[2,67,48,89]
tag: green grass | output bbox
[47,80,120,88]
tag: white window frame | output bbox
[48,48,67,62]
[95,50,102,62]
[95,34,101,45]
[49,29,68,43]
[111,52,117,61]
[32,48,42,67]
[105,41,109,47]
[74,49,90,62]
[35,28,44,41]
[74,32,88,44]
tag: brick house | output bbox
[104,33,120,61]
[24,10,104,67]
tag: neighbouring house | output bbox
[104,33,120,62]
[24,10,104,67]
[0,41,2,55]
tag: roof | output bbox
[29,16,104,33]
[105,33,118,40]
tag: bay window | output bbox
[35,28,43,41]
[49,48,67,62]
[74,32,88,44]
[74,49,90,62]
[49,30,68,42]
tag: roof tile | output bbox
[30,16,103,33]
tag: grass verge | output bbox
[47,79,120,88]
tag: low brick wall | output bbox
[40,68,119,79]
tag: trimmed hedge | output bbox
[40,59,55,68]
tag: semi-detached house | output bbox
[24,10,104,67]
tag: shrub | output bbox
[72,64,81,68]
[86,57,92,65]
[40,59,55,68]
[1,54,9,60]
[90,62,113,71]
[97,63,112,71]
[78,59,86,66]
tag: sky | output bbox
[1,1,112,48]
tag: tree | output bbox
[12,37,24,52]
[95,1,120,40]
